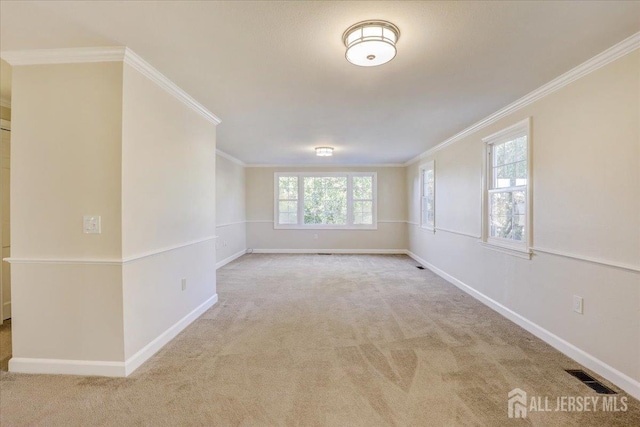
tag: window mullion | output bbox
[347,174,354,227]
[298,175,304,226]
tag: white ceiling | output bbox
[1,1,638,165]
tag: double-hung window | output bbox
[275,172,377,229]
[420,161,435,230]
[482,118,531,256]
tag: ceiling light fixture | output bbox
[343,20,400,67]
[315,147,334,157]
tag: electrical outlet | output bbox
[573,295,583,314]
[181,278,187,291]
[83,215,101,234]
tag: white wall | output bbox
[9,62,126,363]
[215,153,246,267]
[406,50,640,393]
[121,62,218,360]
[245,166,407,251]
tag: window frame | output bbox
[274,172,377,230]
[419,160,435,232]
[481,117,532,258]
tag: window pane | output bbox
[491,192,513,217]
[279,201,297,214]
[513,215,525,241]
[279,212,297,224]
[513,191,526,215]
[515,136,527,162]
[421,197,428,225]
[279,176,298,199]
[303,177,347,225]
[490,216,512,239]
[494,143,505,166]
[353,176,373,200]
[353,200,373,225]
[515,161,527,186]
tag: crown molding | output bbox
[405,31,640,166]
[0,46,221,126]
[244,163,405,168]
[0,46,127,65]
[216,149,246,166]
[0,98,10,108]
[123,48,221,125]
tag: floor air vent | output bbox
[317,253,332,256]
[416,266,425,270]
[565,370,616,394]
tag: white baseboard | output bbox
[8,294,219,378]
[9,357,126,377]
[249,248,407,254]
[216,249,247,269]
[2,301,10,320]
[405,251,640,400]
[124,293,218,375]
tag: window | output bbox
[482,118,531,256]
[420,161,435,230]
[275,172,377,229]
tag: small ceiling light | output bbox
[315,147,334,157]
[343,20,400,67]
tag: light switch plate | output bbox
[83,215,101,234]
[573,295,584,314]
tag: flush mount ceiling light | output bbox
[315,147,334,156]
[343,20,400,67]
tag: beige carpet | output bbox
[0,254,638,426]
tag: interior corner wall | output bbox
[245,166,407,251]
[121,62,217,361]
[9,62,125,363]
[406,50,640,393]
[215,154,246,267]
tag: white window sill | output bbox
[420,225,435,233]
[479,240,532,260]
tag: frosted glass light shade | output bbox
[343,20,400,67]
[315,147,334,156]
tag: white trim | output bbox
[0,47,221,126]
[246,220,273,223]
[406,221,419,226]
[377,220,408,224]
[250,249,406,254]
[405,251,640,400]
[4,257,122,265]
[216,249,247,269]
[216,149,246,167]
[419,160,436,231]
[0,98,10,108]
[9,357,126,377]
[245,163,404,168]
[479,241,532,260]
[435,227,481,239]
[0,46,127,65]
[2,301,11,321]
[122,236,219,263]
[216,220,246,228]
[122,49,221,125]
[274,172,378,230]
[481,117,532,256]
[4,236,218,265]
[124,293,218,375]
[405,32,640,166]
[8,293,218,377]
[531,247,640,273]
